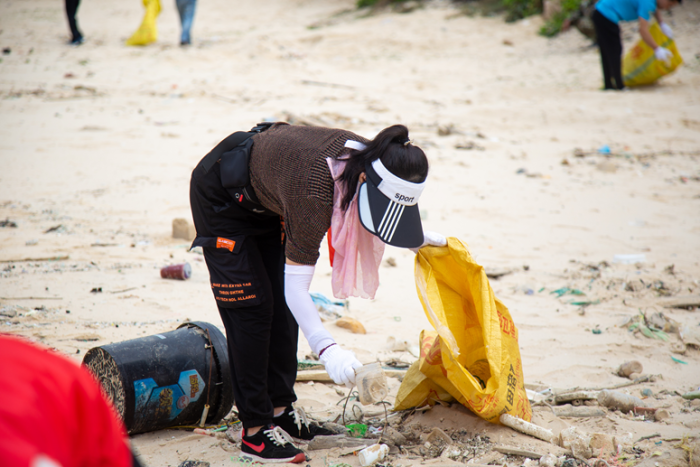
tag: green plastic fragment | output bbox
[671,356,688,365]
[651,329,669,341]
[570,300,599,306]
[552,287,586,298]
[346,423,367,438]
[297,359,324,370]
[681,391,700,400]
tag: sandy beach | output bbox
[1,0,700,465]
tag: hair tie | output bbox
[403,139,412,146]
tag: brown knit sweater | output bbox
[250,123,367,265]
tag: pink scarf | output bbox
[327,157,385,299]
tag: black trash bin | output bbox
[83,321,233,434]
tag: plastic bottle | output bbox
[358,443,389,466]
[355,363,387,406]
[597,389,645,413]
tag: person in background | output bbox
[0,334,143,467]
[175,0,197,46]
[65,0,83,45]
[592,0,681,90]
[190,122,446,463]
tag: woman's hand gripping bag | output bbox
[394,238,531,423]
[623,22,682,87]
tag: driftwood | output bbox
[598,389,645,412]
[0,255,69,263]
[307,434,371,451]
[558,374,654,392]
[554,391,599,404]
[0,296,63,300]
[296,369,406,382]
[493,445,545,459]
[552,405,606,418]
[657,295,700,309]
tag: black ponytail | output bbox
[337,124,429,210]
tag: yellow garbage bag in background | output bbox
[622,22,682,87]
[126,0,161,46]
[394,238,532,423]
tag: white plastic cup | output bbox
[358,443,389,466]
[355,363,388,406]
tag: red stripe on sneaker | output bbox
[242,439,266,453]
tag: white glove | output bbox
[659,22,673,39]
[319,344,362,387]
[654,46,673,64]
[409,230,447,253]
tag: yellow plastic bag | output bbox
[393,333,456,409]
[394,238,532,423]
[622,22,682,87]
[126,0,161,46]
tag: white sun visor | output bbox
[371,158,426,206]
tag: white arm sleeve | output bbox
[284,264,335,355]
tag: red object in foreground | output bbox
[160,263,192,280]
[0,334,134,467]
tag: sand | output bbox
[1,0,699,465]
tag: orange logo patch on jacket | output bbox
[216,237,235,252]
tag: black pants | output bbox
[593,10,624,90]
[189,159,299,430]
[65,0,82,42]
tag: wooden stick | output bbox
[211,93,236,103]
[635,433,661,443]
[296,369,406,382]
[554,391,599,404]
[301,79,355,89]
[0,296,63,300]
[657,296,700,309]
[109,287,138,294]
[0,255,69,263]
[556,375,652,393]
[493,445,545,459]
[552,405,606,418]
[307,434,371,451]
[662,436,698,442]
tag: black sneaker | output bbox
[241,424,306,464]
[274,405,335,440]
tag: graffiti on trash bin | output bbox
[134,369,206,421]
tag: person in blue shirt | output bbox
[593,0,681,90]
